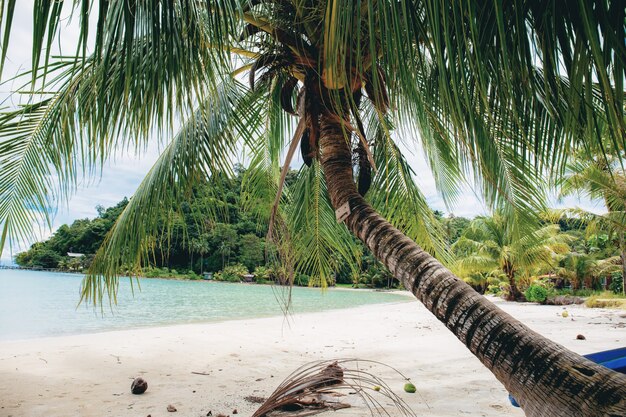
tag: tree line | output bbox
[16,165,625,297]
[15,167,399,287]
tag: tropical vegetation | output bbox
[558,144,626,295]
[17,189,626,299]
[452,212,571,300]
[1,1,625,415]
[15,167,401,287]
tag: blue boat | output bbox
[508,347,626,408]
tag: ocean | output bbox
[0,269,408,341]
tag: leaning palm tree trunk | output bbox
[318,114,626,417]
[619,230,626,295]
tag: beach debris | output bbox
[206,412,212,416]
[131,377,148,395]
[192,371,212,376]
[167,404,177,412]
[576,334,586,340]
[545,295,584,305]
[251,359,418,417]
[245,396,267,404]
[562,310,569,318]
[373,386,381,391]
[403,382,416,393]
[233,409,238,414]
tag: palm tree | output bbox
[560,148,626,295]
[189,235,211,273]
[1,2,625,415]
[453,213,571,300]
[556,251,598,291]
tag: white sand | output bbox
[0,295,624,417]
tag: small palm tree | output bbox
[189,236,210,273]
[453,213,571,300]
[0,2,625,415]
[556,251,597,290]
[57,259,69,272]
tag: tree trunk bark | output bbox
[504,266,522,301]
[318,113,626,417]
[619,230,626,295]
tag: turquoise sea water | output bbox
[0,270,408,341]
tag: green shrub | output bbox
[295,274,309,286]
[187,271,201,280]
[525,284,549,303]
[253,266,272,281]
[573,289,595,297]
[143,267,170,278]
[486,284,502,296]
[359,263,396,288]
[215,263,248,282]
[610,273,623,294]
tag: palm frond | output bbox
[2,0,625,309]
[0,5,236,254]
[365,111,448,261]
[562,207,626,240]
[0,1,239,84]
[81,80,262,306]
[559,156,626,213]
[452,213,570,279]
[252,359,418,417]
[240,77,293,224]
[287,161,362,287]
[453,254,499,277]
[593,256,622,277]
[0,58,95,254]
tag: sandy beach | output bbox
[0,295,624,417]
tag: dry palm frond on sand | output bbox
[252,359,419,417]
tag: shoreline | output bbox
[3,268,413,291]
[1,270,413,343]
[1,297,624,416]
[0,298,413,345]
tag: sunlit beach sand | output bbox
[1,296,623,417]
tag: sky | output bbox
[0,3,604,265]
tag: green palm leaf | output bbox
[287,161,362,287]
[0,8,234,255]
[81,80,262,305]
[366,113,448,261]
